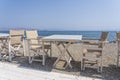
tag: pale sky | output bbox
[0,0,120,31]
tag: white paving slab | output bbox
[0,62,101,80]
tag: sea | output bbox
[0,30,117,41]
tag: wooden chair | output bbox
[81,32,109,72]
[116,32,120,67]
[9,30,25,61]
[0,34,9,60]
[26,30,51,65]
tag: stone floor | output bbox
[0,55,120,80]
[0,62,101,80]
[0,43,120,80]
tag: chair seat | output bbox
[30,44,51,49]
[87,48,102,52]
[11,43,21,46]
[82,56,101,61]
[31,45,42,49]
[44,45,51,49]
[83,41,99,45]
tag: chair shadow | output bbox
[2,56,81,73]
[79,64,120,80]
[11,56,81,73]
[1,56,120,80]
[9,56,56,72]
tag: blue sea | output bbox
[0,31,117,41]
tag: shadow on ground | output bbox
[1,56,120,80]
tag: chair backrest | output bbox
[116,32,120,40]
[26,30,39,44]
[10,30,25,45]
[100,32,109,41]
[116,32,120,49]
[99,32,109,47]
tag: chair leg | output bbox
[8,44,12,61]
[28,56,30,63]
[42,55,45,66]
[97,60,100,72]
[23,40,25,56]
[8,50,14,62]
[97,59,103,73]
[0,53,2,60]
[100,65,103,73]
[49,42,52,57]
[29,56,33,64]
[81,59,85,70]
[83,60,85,70]
[81,59,83,70]
[117,51,120,67]
[49,48,52,57]
[100,58,103,72]
[28,53,33,64]
[9,53,12,62]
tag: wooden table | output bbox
[42,35,82,68]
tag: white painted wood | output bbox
[0,62,101,80]
[42,35,82,42]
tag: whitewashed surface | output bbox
[0,62,101,80]
[42,35,82,40]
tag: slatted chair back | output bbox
[99,32,109,48]
[10,30,25,45]
[26,30,39,45]
[9,30,25,61]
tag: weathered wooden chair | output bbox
[26,30,51,65]
[0,33,9,60]
[9,30,25,61]
[81,32,109,72]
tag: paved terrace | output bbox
[0,62,101,80]
[0,43,120,80]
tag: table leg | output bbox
[53,41,72,68]
[53,42,63,67]
[61,43,74,61]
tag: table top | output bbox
[0,33,9,37]
[42,35,82,42]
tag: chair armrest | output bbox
[86,47,103,50]
[28,44,41,46]
[83,40,108,45]
[26,38,38,40]
[26,38,43,45]
[83,37,100,40]
[82,37,100,45]
[26,38,41,42]
[38,36,45,39]
[109,40,117,43]
[26,37,44,40]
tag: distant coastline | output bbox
[0,30,116,41]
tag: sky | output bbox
[0,0,120,31]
